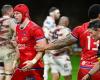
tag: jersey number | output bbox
[87,36,99,50]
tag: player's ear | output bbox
[49,12,54,16]
[98,13,100,19]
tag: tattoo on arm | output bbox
[48,33,77,49]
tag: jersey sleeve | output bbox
[31,23,45,41]
[43,18,55,29]
[9,18,17,31]
[63,28,71,35]
[71,26,81,39]
[42,27,50,39]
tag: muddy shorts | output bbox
[0,44,16,64]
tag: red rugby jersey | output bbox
[16,21,44,68]
[72,22,99,68]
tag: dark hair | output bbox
[88,4,100,19]
[88,20,100,30]
[1,5,12,15]
[49,7,58,13]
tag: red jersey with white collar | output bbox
[72,22,99,69]
[16,21,44,68]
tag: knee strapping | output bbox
[5,72,12,76]
[5,73,12,76]
[0,70,4,76]
[0,73,5,76]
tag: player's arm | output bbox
[35,33,77,51]
[22,38,46,71]
[8,19,19,70]
[88,62,100,75]
[31,39,46,63]
[43,18,54,29]
[82,62,100,80]
[46,27,76,50]
[10,25,20,70]
[87,45,100,76]
[31,26,47,62]
[35,26,81,51]
[50,33,77,49]
[82,45,100,80]
[22,25,46,71]
[43,17,55,39]
[58,46,72,55]
[9,18,17,32]
[8,18,17,47]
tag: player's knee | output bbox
[0,70,5,76]
[64,75,72,80]
[5,71,13,76]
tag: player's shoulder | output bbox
[74,22,89,30]
[63,27,71,31]
[9,18,16,23]
[0,16,9,23]
[9,18,15,21]
[45,16,54,21]
[73,26,82,31]
[29,21,42,30]
[0,17,4,23]
[72,22,89,35]
[44,16,54,24]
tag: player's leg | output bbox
[4,62,13,80]
[52,73,60,80]
[43,64,50,80]
[54,54,72,80]
[63,61,72,80]
[4,63,13,80]
[0,46,7,80]
[4,53,16,80]
[0,62,4,80]
[50,63,60,80]
[43,54,50,80]
[64,75,72,80]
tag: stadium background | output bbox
[0,0,100,80]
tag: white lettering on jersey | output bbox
[87,36,99,50]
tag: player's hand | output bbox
[35,43,47,52]
[21,60,34,71]
[82,74,91,80]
